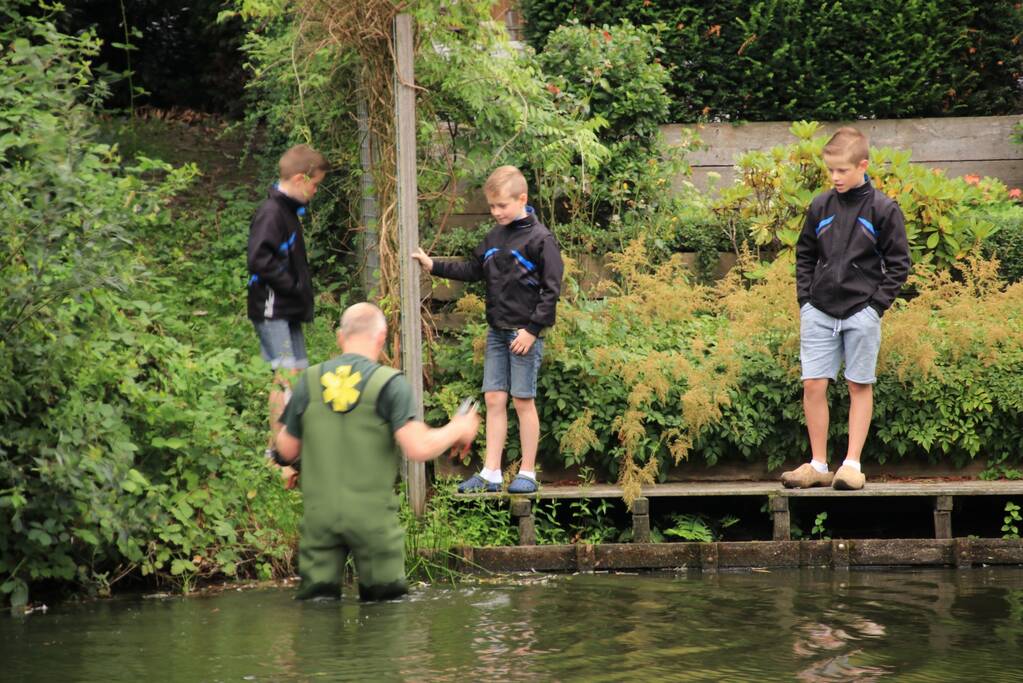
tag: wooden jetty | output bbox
[446,480,1023,572]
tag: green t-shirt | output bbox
[281,353,416,439]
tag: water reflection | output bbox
[3,568,1023,681]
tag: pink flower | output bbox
[1009,187,1022,200]
[963,174,981,186]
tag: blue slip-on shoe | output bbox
[507,474,539,494]
[457,473,501,493]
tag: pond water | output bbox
[4,567,1022,682]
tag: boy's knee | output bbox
[484,391,508,410]
[847,380,873,394]
[511,396,536,411]
[803,378,829,397]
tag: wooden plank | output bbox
[456,480,1023,500]
[394,14,426,516]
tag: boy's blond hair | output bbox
[822,127,869,164]
[484,165,528,198]
[279,144,329,180]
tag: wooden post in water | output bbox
[394,14,427,516]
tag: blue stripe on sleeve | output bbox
[484,247,499,261]
[815,215,835,235]
[278,233,297,253]
[510,249,536,272]
[857,217,876,236]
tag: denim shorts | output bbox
[253,319,308,370]
[800,303,881,384]
[482,328,544,398]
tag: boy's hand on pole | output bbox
[411,248,433,272]
[509,329,536,355]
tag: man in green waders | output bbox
[275,302,480,600]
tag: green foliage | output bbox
[1003,502,1022,540]
[432,239,1023,498]
[531,20,695,248]
[521,0,1023,122]
[714,121,1022,271]
[982,206,1023,283]
[0,10,303,605]
[810,512,830,541]
[403,479,518,552]
[661,512,738,542]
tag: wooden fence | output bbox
[664,115,1023,190]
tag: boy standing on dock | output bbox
[413,165,563,494]
[781,127,911,491]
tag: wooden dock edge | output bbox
[419,538,1023,574]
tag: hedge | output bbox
[521,0,1023,122]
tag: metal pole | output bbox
[394,13,427,516]
[357,94,380,296]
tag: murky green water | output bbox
[4,567,1023,681]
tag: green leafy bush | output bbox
[0,11,303,606]
[430,240,1023,503]
[713,121,1021,271]
[521,0,1023,122]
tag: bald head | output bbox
[339,302,387,339]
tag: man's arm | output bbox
[394,414,479,462]
[276,427,301,463]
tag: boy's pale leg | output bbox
[483,390,509,472]
[512,396,539,472]
[803,378,830,465]
[269,370,299,488]
[845,381,873,462]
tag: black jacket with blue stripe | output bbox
[246,185,314,322]
[431,211,563,336]
[796,179,911,319]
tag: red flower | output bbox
[546,83,560,95]
[602,30,612,42]
[1009,188,1022,200]
[963,174,981,186]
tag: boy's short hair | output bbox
[484,165,528,198]
[822,127,869,164]
[279,144,330,180]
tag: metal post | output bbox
[394,14,426,516]
[357,94,380,295]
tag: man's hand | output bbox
[282,465,300,490]
[448,410,480,460]
[509,329,536,355]
[411,248,433,273]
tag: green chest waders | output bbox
[296,363,408,601]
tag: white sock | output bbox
[842,459,862,472]
[518,469,536,481]
[480,467,503,484]
[810,460,829,474]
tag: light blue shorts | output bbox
[253,319,308,371]
[800,304,881,384]
[482,328,544,399]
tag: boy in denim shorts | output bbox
[247,144,329,485]
[413,166,563,494]
[781,127,910,490]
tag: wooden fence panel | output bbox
[663,115,1023,189]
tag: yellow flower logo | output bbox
[321,365,362,412]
